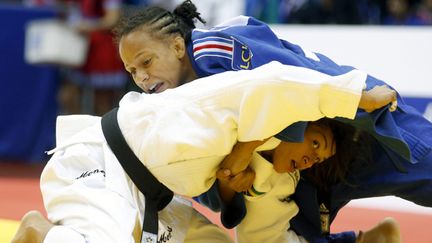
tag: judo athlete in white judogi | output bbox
[41,61,369,243]
[231,139,307,243]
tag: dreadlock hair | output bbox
[303,118,375,196]
[114,0,206,44]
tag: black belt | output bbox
[101,108,173,242]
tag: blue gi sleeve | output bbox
[189,16,357,78]
[322,232,357,243]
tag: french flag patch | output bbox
[192,36,233,60]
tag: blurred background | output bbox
[0,0,431,242]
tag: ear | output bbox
[172,35,186,59]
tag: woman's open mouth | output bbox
[291,160,297,171]
[149,82,163,94]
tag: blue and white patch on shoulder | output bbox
[192,31,254,71]
[192,36,234,61]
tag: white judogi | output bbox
[41,62,366,242]
[235,139,307,243]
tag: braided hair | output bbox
[115,0,206,43]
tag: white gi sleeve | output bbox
[117,61,366,197]
[41,142,139,243]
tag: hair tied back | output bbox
[173,0,206,28]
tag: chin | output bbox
[274,166,287,174]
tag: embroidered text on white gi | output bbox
[75,169,106,180]
[158,226,173,243]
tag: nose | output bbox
[134,70,150,90]
[299,154,319,170]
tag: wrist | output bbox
[359,91,375,111]
[236,140,266,150]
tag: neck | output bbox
[181,52,197,85]
[259,150,274,164]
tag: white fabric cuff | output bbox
[44,226,87,243]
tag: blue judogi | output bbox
[189,16,432,242]
[291,96,432,243]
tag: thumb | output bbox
[216,168,231,180]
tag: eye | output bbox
[142,58,152,66]
[312,140,320,149]
[314,157,321,163]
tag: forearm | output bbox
[220,140,267,175]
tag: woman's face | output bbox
[272,122,336,173]
[119,29,192,93]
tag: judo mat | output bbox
[1,162,432,243]
[0,219,19,243]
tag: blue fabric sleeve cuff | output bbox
[194,181,247,228]
[325,231,357,243]
[220,190,246,229]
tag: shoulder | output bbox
[190,16,275,74]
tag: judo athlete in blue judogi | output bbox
[289,81,432,243]
[187,14,432,243]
